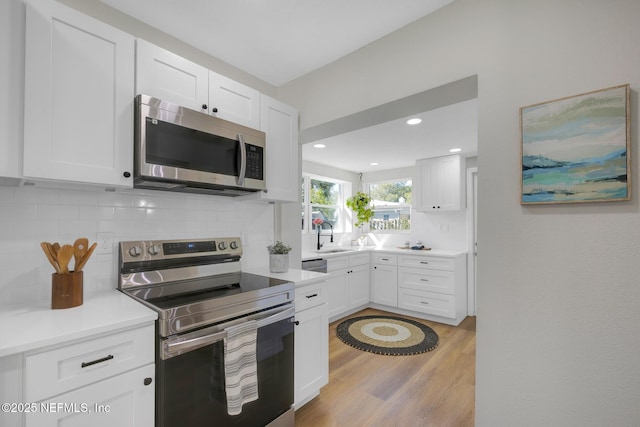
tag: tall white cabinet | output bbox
[23,0,135,188]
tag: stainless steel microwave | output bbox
[134,94,266,196]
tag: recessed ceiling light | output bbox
[313,143,326,148]
[370,162,379,166]
[449,148,462,153]
[406,118,422,125]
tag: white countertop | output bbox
[301,245,467,261]
[0,290,157,358]
[243,267,328,286]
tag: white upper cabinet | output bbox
[136,39,260,129]
[135,39,208,113]
[208,71,260,129]
[23,0,135,188]
[255,95,299,202]
[0,0,24,182]
[415,154,465,211]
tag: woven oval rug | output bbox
[336,315,439,356]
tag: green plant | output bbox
[346,192,374,227]
[267,241,292,254]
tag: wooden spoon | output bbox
[75,242,97,272]
[73,238,89,271]
[56,244,74,274]
[40,242,60,273]
[52,242,60,256]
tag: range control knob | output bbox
[128,246,142,257]
[229,241,238,250]
[148,244,162,255]
[218,241,227,250]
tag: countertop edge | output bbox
[302,246,468,261]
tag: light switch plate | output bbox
[96,232,114,254]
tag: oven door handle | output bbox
[162,305,295,359]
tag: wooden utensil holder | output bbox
[51,271,83,309]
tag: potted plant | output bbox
[267,240,292,273]
[346,191,374,228]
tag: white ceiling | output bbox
[99,0,455,86]
[302,99,477,173]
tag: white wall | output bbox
[281,0,640,425]
[0,186,274,308]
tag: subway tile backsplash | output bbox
[0,186,274,308]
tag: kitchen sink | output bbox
[316,249,351,253]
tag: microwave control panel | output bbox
[246,144,264,180]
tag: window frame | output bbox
[301,174,348,234]
[365,178,412,233]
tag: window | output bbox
[367,179,412,231]
[301,175,346,233]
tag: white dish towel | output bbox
[224,320,259,415]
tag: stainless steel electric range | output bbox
[118,237,295,427]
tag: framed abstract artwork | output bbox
[520,84,630,204]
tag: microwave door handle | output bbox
[237,133,247,187]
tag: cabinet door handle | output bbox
[305,293,318,299]
[420,301,430,305]
[420,261,429,264]
[144,377,153,386]
[81,354,114,368]
[381,258,389,261]
[294,320,300,326]
[420,278,429,282]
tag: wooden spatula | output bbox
[40,242,60,273]
[73,238,89,271]
[56,244,74,274]
[75,242,97,272]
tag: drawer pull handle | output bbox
[81,354,114,368]
[421,278,429,282]
[381,258,389,261]
[420,261,429,264]
[420,301,430,305]
[306,293,318,299]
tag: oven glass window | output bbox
[157,316,294,427]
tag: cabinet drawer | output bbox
[295,281,327,312]
[327,256,349,272]
[349,253,369,267]
[398,288,456,319]
[398,267,454,294]
[372,253,397,265]
[25,325,154,402]
[398,255,454,271]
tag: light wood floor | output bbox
[295,308,476,427]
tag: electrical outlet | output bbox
[96,232,114,254]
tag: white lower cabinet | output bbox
[371,254,398,307]
[25,364,154,427]
[294,279,328,408]
[397,253,467,325]
[325,254,370,321]
[22,324,155,427]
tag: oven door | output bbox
[157,305,294,427]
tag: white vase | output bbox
[269,254,289,273]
